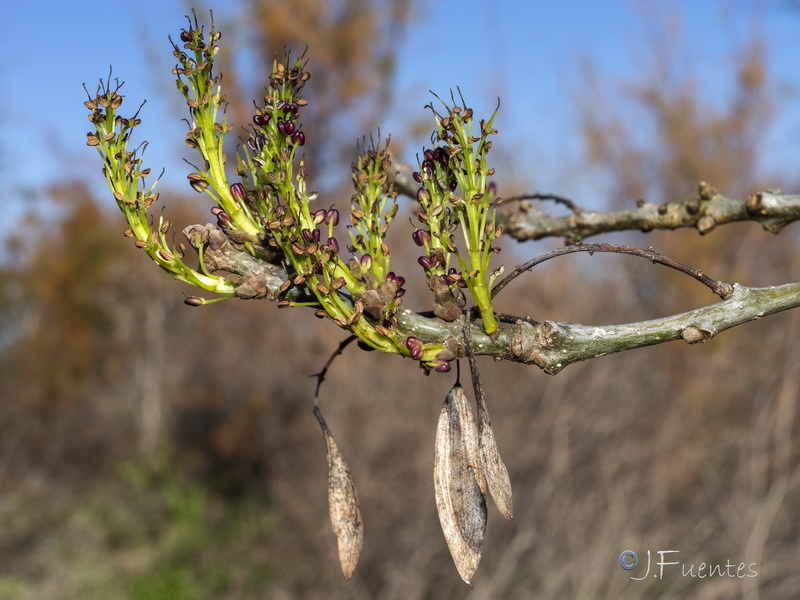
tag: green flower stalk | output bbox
[84,77,236,299]
[412,91,503,334]
[172,14,262,239]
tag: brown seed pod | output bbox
[433,384,487,585]
[462,316,514,520]
[476,394,514,521]
[313,405,363,579]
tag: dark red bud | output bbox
[184,296,203,306]
[421,159,435,174]
[412,229,431,246]
[325,209,339,226]
[396,288,406,298]
[416,187,431,203]
[418,256,433,270]
[313,208,327,225]
[326,237,340,254]
[424,148,434,161]
[312,229,320,242]
[302,228,315,243]
[291,130,305,146]
[405,336,422,349]
[410,345,423,361]
[413,171,422,183]
[217,212,232,228]
[434,360,451,373]
[387,272,405,287]
[253,113,270,126]
[277,120,287,135]
[230,182,245,201]
[283,120,296,135]
[360,254,372,270]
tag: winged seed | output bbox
[313,405,363,579]
[433,384,487,584]
[477,393,514,520]
[463,316,514,520]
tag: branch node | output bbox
[681,325,713,344]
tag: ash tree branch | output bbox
[185,223,800,374]
[394,282,800,374]
[494,184,800,244]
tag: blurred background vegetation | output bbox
[2,1,800,598]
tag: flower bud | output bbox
[230,182,245,201]
[433,360,451,373]
[412,229,431,246]
[416,187,431,203]
[410,345,423,361]
[417,256,434,271]
[184,296,203,306]
[413,171,422,183]
[253,113,270,127]
[291,131,305,146]
[302,228,315,243]
[325,237,340,254]
[326,237,340,254]
[325,209,339,226]
[405,336,422,349]
[277,120,287,135]
[283,120,296,135]
[424,148,435,161]
[387,272,405,288]
[360,254,372,270]
[313,208,327,225]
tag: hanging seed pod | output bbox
[463,317,513,520]
[313,405,363,579]
[433,383,487,585]
[476,393,514,520]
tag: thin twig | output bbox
[502,193,581,213]
[462,313,484,407]
[492,242,735,300]
[312,335,358,403]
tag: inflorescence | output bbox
[85,11,505,373]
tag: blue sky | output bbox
[2,0,799,213]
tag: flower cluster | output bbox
[412,92,504,334]
[85,12,505,372]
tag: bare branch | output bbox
[495,186,800,244]
[492,243,734,300]
[396,282,800,374]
